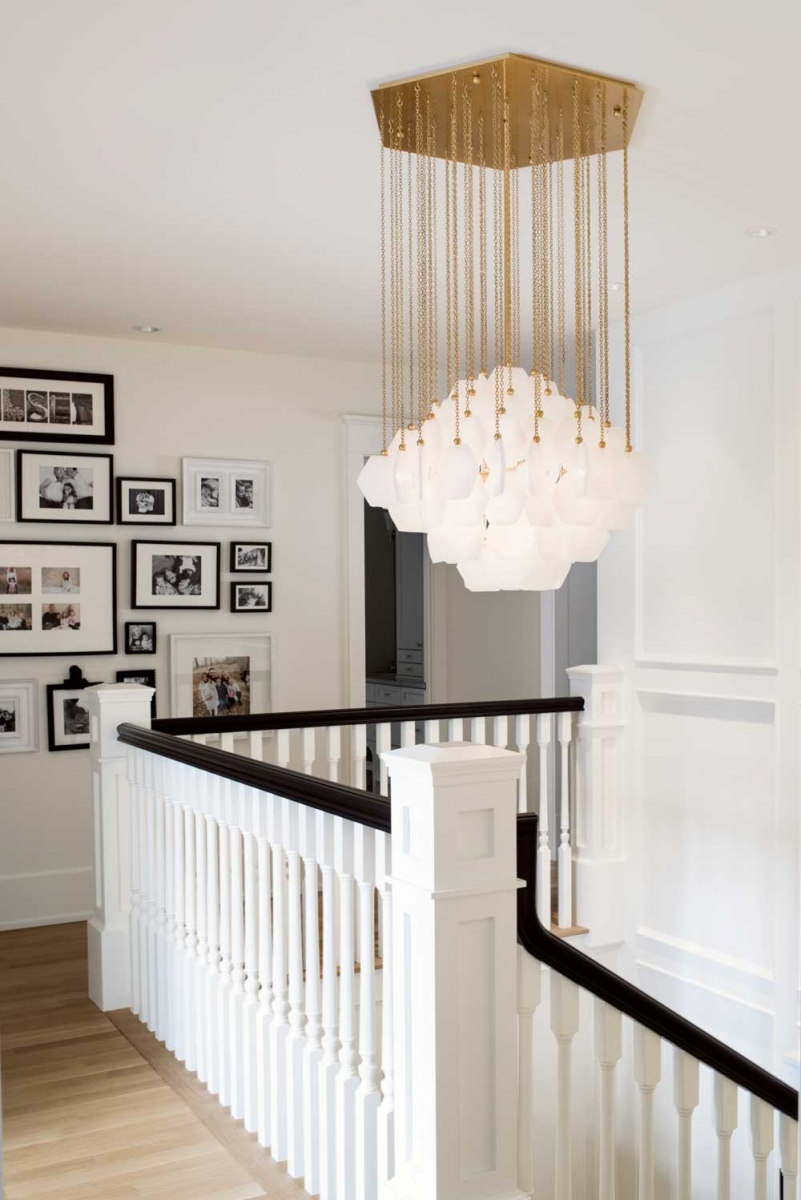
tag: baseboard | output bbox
[0,910,93,931]
[0,865,94,930]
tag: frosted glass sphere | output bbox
[442,441,478,500]
[485,477,526,525]
[357,453,395,509]
[427,525,483,564]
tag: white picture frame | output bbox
[170,631,273,720]
[0,449,14,522]
[182,457,271,528]
[0,678,38,753]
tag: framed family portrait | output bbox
[182,458,271,528]
[16,450,114,524]
[116,476,176,526]
[0,450,14,523]
[46,666,97,752]
[131,540,220,610]
[230,541,271,573]
[116,669,157,717]
[0,541,117,657]
[231,580,272,612]
[0,368,114,444]
[0,678,38,754]
[125,621,157,654]
[169,631,273,719]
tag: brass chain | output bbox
[463,86,475,411]
[478,111,488,376]
[622,86,632,451]
[541,71,551,393]
[572,78,583,443]
[390,113,400,446]
[428,107,438,413]
[597,81,609,445]
[503,89,513,397]
[556,106,566,397]
[450,73,460,444]
[415,84,426,443]
[444,131,452,404]
[492,65,502,436]
[397,102,406,448]
[407,139,414,435]
[379,100,388,453]
[530,69,542,439]
[584,104,593,419]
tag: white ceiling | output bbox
[0,0,797,362]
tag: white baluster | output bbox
[229,790,246,1120]
[138,751,151,1031]
[515,714,531,814]
[633,1025,662,1200]
[448,716,464,743]
[249,729,263,761]
[377,723,392,797]
[285,799,306,1179]
[351,724,367,790]
[318,811,340,1200]
[205,797,221,1096]
[194,789,208,1082]
[673,1050,700,1200]
[557,711,573,928]
[355,825,379,1200]
[536,713,552,925]
[163,762,176,1053]
[595,999,623,1200]
[256,815,273,1149]
[221,731,235,754]
[423,717,440,744]
[146,759,159,1033]
[326,727,341,783]
[400,720,415,750]
[217,790,233,1107]
[301,727,316,777]
[780,1114,799,1200]
[128,749,142,1019]
[155,761,170,1042]
[713,1074,738,1200]
[172,786,185,1064]
[276,728,291,771]
[302,808,323,1196]
[375,829,394,1187]
[750,1096,774,1200]
[491,714,508,748]
[516,948,542,1194]
[242,798,261,1133]
[471,714,486,745]
[182,798,198,1072]
[551,972,579,1200]
[336,817,358,1200]
[269,793,289,1162]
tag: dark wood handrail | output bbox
[150,695,583,737]
[516,814,798,1120]
[116,724,391,833]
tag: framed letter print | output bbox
[116,477,176,526]
[131,540,221,610]
[0,679,38,753]
[170,631,272,719]
[0,541,117,657]
[17,451,114,524]
[0,368,114,444]
[46,666,97,752]
[230,541,271,573]
[182,458,271,528]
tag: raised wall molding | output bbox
[0,865,93,930]
[636,689,776,725]
[636,925,775,988]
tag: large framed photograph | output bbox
[231,580,272,612]
[0,449,14,522]
[17,450,114,524]
[230,541,272,573]
[131,540,220,610]
[182,458,271,528]
[46,666,97,752]
[0,678,38,754]
[116,477,176,526]
[0,368,114,444]
[170,631,273,719]
[116,669,157,718]
[0,541,116,657]
[125,621,157,654]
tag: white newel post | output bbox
[87,683,155,1012]
[381,741,529,1200]
[566,665,626,947]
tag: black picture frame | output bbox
[46,665,98,752]
[16,450,114,525]
[131,540,221,610]
[125,621,157,655]
[230,541,272,573]
[0,540,117,657]
[116,669,157,717]
[230,580,272,613]
[116,476,177,526]
[0,368,114,445]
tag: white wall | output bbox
[599,264,800,1082]
[0,326,380,929]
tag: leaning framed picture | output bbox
[125,620,157,654]
[0,541,117,657]
[131,540,221,610]
[231,580,272,612]
[170,631,273,719]
[116,476,176,526]
[182,458,271,528]
[17,450,114,524]
[0,678,38,754]
[46,665,98,751]
[0,368,114,444]
[116,669,157,717]
[230,541,272,573]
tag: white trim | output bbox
[636,925,775,986]
[0,911,93,931]
[0,447,14,522]
[636,688,776,724]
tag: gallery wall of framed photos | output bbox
[0,322,382,930]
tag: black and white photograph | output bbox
[116,476,176,526]
[47,666,97,751]
[0,369,114,444]
[41,603,81,631]
[0,699,16,734]
[17,451,113,524]
[199,476,220,509]
[0,679,38,754]
[125,621,156,654]
[131,540,220,610]
[0,604,32,631]
[116,669,157,717]
[230,542,272,573]
[0,566,32,594]
[231,581,272,612]
[182,458,271,527]
[42,567,80,594]
[234,477,254,509]
[63,695,90,735]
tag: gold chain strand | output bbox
[622,86,632,451]
[389,117,397,443]
[572,77,583,443]
[530,69,542,438]
[463,86,475,411]
[415,85,426,443]
[428,109,438,414]
[478,111,488,376]
[503,86,513,397]
[397,106,406,449]
[548,138,556,387]
[556,106,566,397]
[541,71,551,394]
[514,153,521,371]
[444,141,452,402]
[598,81,609,444]
[584,105,593,418]
[379,100,388,453]
[407,139,414,438]
[492,65,502,434]
[450,74,460,444]
[601,94,610,430]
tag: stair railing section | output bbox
[516,813,799,1200]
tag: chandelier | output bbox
[357,54,654,591]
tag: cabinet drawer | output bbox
[365,683,376,703]
[374,684,401,706]
[398,648,424,665]
[397,661,424,679]
[401,688,425,706]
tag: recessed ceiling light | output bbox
[610,281,624,291]
[132,324,161,333]
[744,227,776,239]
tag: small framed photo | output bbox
[125,621,157,655]
[46,665,97,752]
[0,449,14,522]
[116,669,157,717]
[170,631,273,719]
[116,477,176,526]
[230,541,272,573]
[0,368,114,444]
[0,678,38,754]
[131,540,221,610]
[0,541,116,657]
[182,458,271,528]
[231,580,272,612]
[17,450,114,524]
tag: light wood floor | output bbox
[0,922,307,1199]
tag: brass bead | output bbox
[499,405,507,416]
[613,104,622,117]
[467,385,476,397]
[407,422,415,431]
[536,409,544,419]
[507,387,515,397]
[453,436,461,446]
[417,437,425,447]
[494,432,502,441]
[599,440,607,449]
[380,449,389,457]
[533,434,541,444]
[464,409,472,418]
[575,436,583,445]
[624,444,633,453]
[472,71,481,85]
[398,442,407,452]
[605,419,612,428]
[544,386,552,396]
